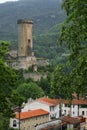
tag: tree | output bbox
[38,74,51,96]
[51,64,72,99]
[60,0,87,49]
[0,41,18,130]
[51,0,87,99]
[16,82,44,100]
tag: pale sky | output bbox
[0,0,19,4]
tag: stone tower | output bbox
[17,19,33,57]
[16,19,37,71]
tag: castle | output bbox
[6,19,37,71]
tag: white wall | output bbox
[53,104,60,118]
[10,118,19,129]
[22,101,50,112]
[71,105,78,117]
[61,104,87,118]
[79,108,87,117]
[62,104,70,116]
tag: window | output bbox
[68,104,71,107]
[28,39,30,43]
[82,111,84,115]
[81,105,87,108]
[64,110,66,114]
[13,120,17,127]
[65,104,67,107]
[50,106,54,111]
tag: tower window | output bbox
[28,39,30,44]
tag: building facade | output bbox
[10,109,49,130]
[22,97,87,119]
[22,97,60,120]
[61,99,87,117]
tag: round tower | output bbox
[17,19,33,57]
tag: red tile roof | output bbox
[37,97,87,106]
[37,97,60,106]
[16,109,49,120]
[62,99,87,105]
[72,99,87,105]
[61,116,81,124]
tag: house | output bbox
[22,97,87,120]
[22,97,87,118]
[62,99,87,117]
[10,97,87,130]
[61,116,81,130]
[10,109,49,130]
[22,97,60,120]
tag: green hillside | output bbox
[0,0,65,41]
[0,0,67,66]
[33,23,69,66]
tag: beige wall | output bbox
[20,114,49,130]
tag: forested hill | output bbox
[0,0,65,42]
[0,0,67,65]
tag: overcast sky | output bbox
[0,0,19,3]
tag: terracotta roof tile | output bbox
[16,109,49,120]
[62,99,87,105]
[72,99,87,105]
[37,97,60,106]
[61,116,81,124]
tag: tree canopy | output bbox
[51,0,87,99]
[0,41,18,130]
[16,82,44,100]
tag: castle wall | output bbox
[23,72,47,81]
